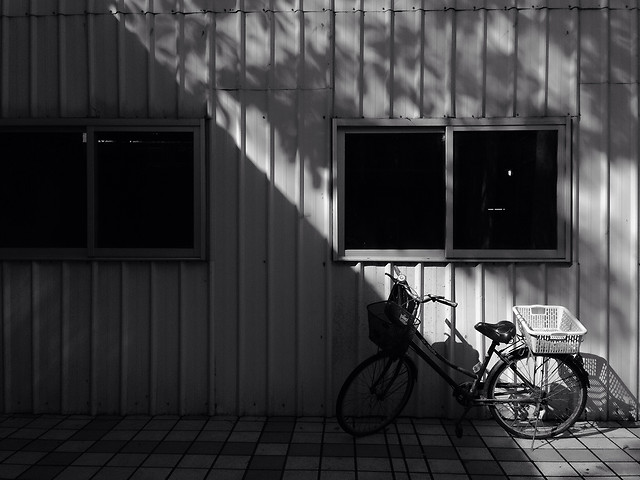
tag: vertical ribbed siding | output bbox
[0,1,638,419]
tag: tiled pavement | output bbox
[0,415,639,480]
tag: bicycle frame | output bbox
[407,327,539,408]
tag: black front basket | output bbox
[367,301,420,354]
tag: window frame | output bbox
[0,119,205,260]
[332,117,572,263]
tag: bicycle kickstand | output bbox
[454,406,472,438]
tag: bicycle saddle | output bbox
[474,321,516,344]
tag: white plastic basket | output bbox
[512,305,587,354]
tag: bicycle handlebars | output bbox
[385,273,458,308]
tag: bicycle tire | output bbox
[486,350,587,439]
[336,351,416,437]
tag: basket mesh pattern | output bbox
[513,305,587,354]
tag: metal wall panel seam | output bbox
[266,0,275,414]
[604,5,613,419]
[543,0,551,114]
[89,261,97,415]
[207,121,216,414]
[0,2,3,116]
[295,0,304,415]
[149,263,157,415]
[480,1,488,117]
[636,0,640,420]
[176,0,186,117]
[324,18,334,412]
[388,0,395,117]
[28,2,36,117]
[119,263,127,414]
[147,1,157,118]
[0,263,4,413]
[177,262,185,415]
[87,0,97,116]
[116,1,125,117]
[237,0,246,414]
[58,0,67,117]
[30,262,37,413]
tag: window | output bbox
[0,120,204,259]
[333,118,571,262]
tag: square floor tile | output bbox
[243,470,282,480]
[254,443,288,455]
[186,441,223,455]
[120,440,159,453]
[169,468,209,480]
[318,471,356,479]
[427,459,465,474]
[323,443,354,457]
[14,464,66,480]
[107,453,147,467]
[0,464,29,479]
[153,441,191,454]
[535,461,580,477]
[285,455,320,470]
[282,471,318,480]
[143,453,182,467]
[174,419,207,430]
[500,461,541,476]
[54,440,95,452]
[320,456,355,470]
[102,430,137,441]
[220,442,255,455]
[36,451,81,466]
[606,461,640,476]
[3,450,47,464]
[356,457,392,472]
[72,452,114,466]
[87,440,127,453]
[195,431,229,442]
[558,448,600,461]
[178,454,216,469]
[593,448,636,461]
[91,466,136,480]
[38,430,76,441]
[212,455,251,469]
[355,444,386,457]
[134,430,168,441]
[248,455,286,470]
[53,465,100,480]
[204,468,244,479]
[129,467,172,479]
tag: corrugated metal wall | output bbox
[0,0,638,420]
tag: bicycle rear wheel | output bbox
[336,351,416,437]
[486,351,587,439]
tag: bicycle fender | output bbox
[493,347,590,389]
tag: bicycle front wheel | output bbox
[486,351,587,439]
[336,351,416,437]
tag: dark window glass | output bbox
[344,131,445,250]
[0,131,87,248]
[95,131,194,249]
[453,130,558,250]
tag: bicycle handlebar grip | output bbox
[442,298,458,308]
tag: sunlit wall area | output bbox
[0,1,638,420]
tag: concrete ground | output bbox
[0,415,639,479]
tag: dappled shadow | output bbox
[0,2,638,421]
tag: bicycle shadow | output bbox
[414,319,482,417]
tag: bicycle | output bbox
[335,272,590,441]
